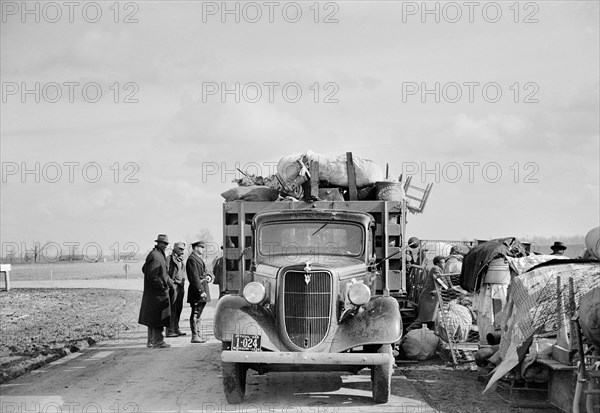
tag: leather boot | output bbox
[190,318,205,343]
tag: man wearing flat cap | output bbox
[551,241,567,256]
[166,242,187,338]
[139,234,174,348]
[186,240,212,343]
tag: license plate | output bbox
[232,334,261,351]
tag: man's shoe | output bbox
[176,331,187,336]
[153,342,172,348]
[191,335,206,343]
[146,342,153,348]
[165,332,179,338]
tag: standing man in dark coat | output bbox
[139,234,174,348]
[187,240,211,343]
[212,245,225,299]
[166,242,187,337]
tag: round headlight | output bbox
[243,282,266,305]
[348,283,371,306]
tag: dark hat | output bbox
[191,240,205,248]
[551,241,567,251]
[450,244,468,255]
[155,234,169,244]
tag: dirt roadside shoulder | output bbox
[0,288,143,384]
[1,280,221,384]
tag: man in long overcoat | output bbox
[139,234,173,348]
[212,246,225,299]
[187,240,211,343]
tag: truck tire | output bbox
[222,362,247,404]
[371,344,393,403]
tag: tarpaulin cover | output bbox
[221,186,280,202]
[484,260,600,392]
[506,254,569,275]
[277,151,384,189]
[460,238,528,292]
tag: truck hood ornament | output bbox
[304,261,312,285]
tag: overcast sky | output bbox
[1,1,598,259]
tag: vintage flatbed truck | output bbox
[214,160,431,403]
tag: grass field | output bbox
[4,243,586,282]
[5,261,144,281]
[531,243,585,258]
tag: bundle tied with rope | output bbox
[222,151,386,202]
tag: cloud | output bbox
[168,99,307,145]
[38,187,113,219]
[170,179,222,207]
[452,112,532,146]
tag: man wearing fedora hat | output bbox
[138,234,173,348]
[186,240,212,343]
[551,241,567,256]
[166,242,187,338]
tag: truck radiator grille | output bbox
[283,270,332,349]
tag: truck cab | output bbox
[214,199,422,403]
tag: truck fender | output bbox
[214,295,284,351]
[330,296,402,353]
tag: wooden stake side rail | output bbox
[222,200,406,295]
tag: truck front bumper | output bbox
[221,351,391,365]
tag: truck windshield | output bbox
[258,221,364,257]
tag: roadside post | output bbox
[0,264,11,291]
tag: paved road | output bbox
[1,281,435,413]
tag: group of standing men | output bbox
[138,234,212,349]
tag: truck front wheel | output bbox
[222,362,247,404]
[371,344,393,403]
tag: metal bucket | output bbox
[484,258,510,284]
[374,181,404,201]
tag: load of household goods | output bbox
[401,230,600,375]
[454,228,600,398]
[220,150,410,205]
